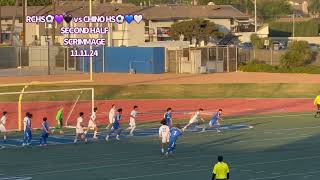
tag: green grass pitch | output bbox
[0,112,320,180]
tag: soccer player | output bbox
[314,94,320,118]
[182,108,204,132]
[22,112,32,146]
[163,108,173,127]
[107,104,116,129]
[126,105,138,136]
[55,106,64,135]
[166,124,183,157]
[106,108,123,141]
[74,112,88,143]
[0,111,8,141]
[212,156,230,180]
[205,109,223,133]
[85,107,98,139]
[159,119,170,155]
[40,117,50,146]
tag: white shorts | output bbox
[161,136,169,143]
[76,127,84,134]
[88,120,96,129]
[189,119,198,124]
[129,118,136,127]
[0,124,6,132]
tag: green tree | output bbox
[258,0,292,21]
[280,41,312,68]
[169,19,224,45]
[308,0,320,14]
[250,33,269,49]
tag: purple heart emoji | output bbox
[54,14,63,24]
[134,14,143,24]
[124,15,133,24]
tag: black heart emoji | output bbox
[64,14,73,23]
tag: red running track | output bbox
[0,98,314,130]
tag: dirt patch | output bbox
[1,72,320,86]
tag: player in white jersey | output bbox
[159,119,170,155]
[182,108,204,132]
[106,104,116,130]
[0,111,8,141]
[85,107,98,139]
[74,112,87,143]
[126,105,138,136]
[22,112,32,146]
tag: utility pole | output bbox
[292,11,295,40]
[22,0,26,46]
[254,0,257,32]
[52,0,56,45]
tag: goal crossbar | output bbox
[0,88,95,131]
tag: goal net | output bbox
[0,88,94,131]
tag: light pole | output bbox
[89,0,93,81]
[47,23,52,75]
[292,11,295,40]
[254,0,257,32]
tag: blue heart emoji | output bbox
[124,15,133,24]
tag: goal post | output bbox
[0,87,94,131]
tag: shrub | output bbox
[280,41,313,69]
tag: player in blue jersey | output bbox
[166,124,183,157]
[203,109,223,133]
[163,108,173,127]
[106,108,123,141]
[22,112,32,146]
[40,117,50,146]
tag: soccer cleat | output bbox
[129,133,134,136]
[22,143,26,147]
[105,135,109,141]
[73,139,77,143]
[217,129,221,133]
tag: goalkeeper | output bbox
[54,106,64,135]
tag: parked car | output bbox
[272,41,286,50]
[239,42,253,49]
[309,43,319,52]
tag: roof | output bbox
[0,4,140,17]
[1,4,248,20]
[138,5,249,20]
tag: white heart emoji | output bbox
[134,14,143,24]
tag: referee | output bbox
[212,156,230,180]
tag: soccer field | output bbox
[0,112,319,180]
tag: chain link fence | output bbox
[0,46,87,77]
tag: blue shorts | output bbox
[210,119,218,126]
[168,139,176,150]
[166,120,171,126]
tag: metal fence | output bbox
[238,48,320,65]
[0,46,84,77]
[166,46,238,74]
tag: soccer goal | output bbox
[0,87,94,131]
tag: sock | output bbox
[3,135,6,140]
[161,148,164,153]
[93,131,97,138]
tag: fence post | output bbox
[270,47,273,65]
[235,45,238,72]
[175,50,178,74]
[103,45,105,72]
[227,46,230,72]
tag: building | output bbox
[287,0,309,15]
[138,5,253,43]
[0,3,258,47]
